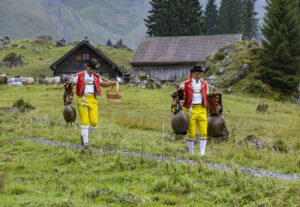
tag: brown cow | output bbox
[0,75,7,84]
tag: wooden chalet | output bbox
[50,40,123,79]
[131,34,243,81]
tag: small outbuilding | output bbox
[50,40,123,79]
[131,34,243,81]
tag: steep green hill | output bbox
[0,38,134,78]
[203,41,286,100]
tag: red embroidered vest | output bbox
[76,72,101,97]
[183,79,208,108]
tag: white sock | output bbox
[88,126,97,135]
[81,126,89,145]
[187,139,195,156]
[200,138,207,156]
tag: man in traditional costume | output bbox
[70,58,116,148]
[177,65,209,156]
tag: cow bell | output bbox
[207,115,226,137]
[171,111,189,135]
[63,104,76,123]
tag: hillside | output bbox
[202,41,290,101]
[0,0,149,49]
[0,38,134,78]
[0,0,266,49]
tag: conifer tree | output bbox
[145,0,206,36]
[106,39,112,47]
[261,0,300,94]
[219,0,242,34]
[205,0,219,35]
[240,0,258,39]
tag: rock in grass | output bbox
[256,104,268,112]
[239,135,288,153]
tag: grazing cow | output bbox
[53,76,61,85]
[0,75,7,84]
[42,77,61,85]
[22,77,35,85]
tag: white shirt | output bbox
[180,78,209,105]
[73,72,103,95]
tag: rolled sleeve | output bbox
[73,76,78,84]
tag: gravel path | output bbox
[21,137,300,181]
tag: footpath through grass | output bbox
[0,84,299,176]
[0,135,299,207]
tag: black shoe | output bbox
[81,136,84,147]
[83,143,88,149]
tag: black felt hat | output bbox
[87,58,100,70]
[191,65,205,72]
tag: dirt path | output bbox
[20,136,300,181]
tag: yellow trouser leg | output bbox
[78,96,90,126]
[197,106,208,138]
[184,105,208,139]
[87,96,98,127]
[77,95,98,127]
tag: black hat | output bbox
[87,58,100,70]
[191,65,204,72]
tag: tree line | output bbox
[145,0,258,39]
[144,0,300,95]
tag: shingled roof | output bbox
[131,34,243,65]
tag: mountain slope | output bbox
[0,0,266,49]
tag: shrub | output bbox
[245,80,266,96]
[214,52,225,61]
[273,139,288,153]
[12,99,35,112]
[3,53,18,62]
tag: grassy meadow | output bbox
[0,38,134,78]
[0,84,299,206]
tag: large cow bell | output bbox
[63,104,76,123]
[207,115,225,137]
[171,111,189,135]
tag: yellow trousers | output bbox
[184,105,208,139]
[77,95,98,127]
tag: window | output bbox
[75,55,82,61]
[83,54,89,60]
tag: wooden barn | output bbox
[50,40,123,79]
[131,34,243,81]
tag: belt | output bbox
[86,81,94,85]
[194,89,201,93]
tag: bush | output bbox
[12,99,35,112]
[245,80,266,96]
[273,139,288,153]
[214,52,225,61]
[3,52,18,62]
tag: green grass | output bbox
[0,85,299,206]
[0,38,134,78]
[0,85,299,175]
[0,136,299,207]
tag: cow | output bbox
[41,77,61,85]
[0,75,7,84]
[22,77,35,85]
